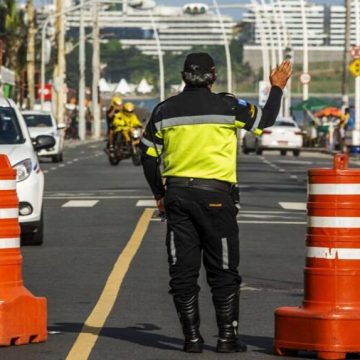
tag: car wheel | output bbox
[21,210,44,246]
[242,141,250,154]
[293,150,300,157]
[255,142,263,155]
[52,154,61,163]
[280,150,287,156]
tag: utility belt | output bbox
[165,177,240,204]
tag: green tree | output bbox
[0,0,26,72]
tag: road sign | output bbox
[350,46,360,59]
[300,73,311,85]
[349,59,360,77]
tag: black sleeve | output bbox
[140,104,165,200]
[141,155,165,200]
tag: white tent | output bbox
[137,78,153,94]
[99,78,111,92]
[114,78,131,94]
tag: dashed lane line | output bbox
[62,200,99,207]
[279,202,306,210]
[65,208,155,360]
[136,199,157,207]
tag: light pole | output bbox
[78,0,86,140]
[251,0,270,82]
[92,0,101,140]
[212,0,232,93]
[127,1,163,101]
[148,10,164,101]
[300,0,309,101]
[355,0,360,138]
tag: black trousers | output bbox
[164,186,241,300]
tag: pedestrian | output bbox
[140,52,292,353]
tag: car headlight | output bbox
[13,159,32,182]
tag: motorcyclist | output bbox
[107,96,123,152]
[122,102,142,141]
[111,102,142,143]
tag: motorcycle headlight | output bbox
[132,128,141,138]
[13,159,32,182]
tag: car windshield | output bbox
[23,114,53,127]
[274,121,296,127]
[0,107,25,145]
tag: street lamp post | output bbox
[148,10,165,101]
[78,0,86,140]
[300,0,309,101]
[92,0,101,140]
[212,0,232,93]
[355,0,360,138]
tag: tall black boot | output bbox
[213,291,247,353]
[174,295,204,353]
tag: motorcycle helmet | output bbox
[123,102,135,113]
[111,96,123,108]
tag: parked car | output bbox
[0,96,55,245]
[22,110,65,163]
[242,117,303,156]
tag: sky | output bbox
[35,0,343,20]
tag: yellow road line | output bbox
[65,208,155,360]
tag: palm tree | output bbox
[0,0,26,71]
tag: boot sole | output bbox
[216,343,247,353]
[184,343,204,353]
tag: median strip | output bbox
[65,208,155,360]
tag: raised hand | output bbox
[270,60,293,90]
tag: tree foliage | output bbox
[0,0,26,72]
[65,34,253,94]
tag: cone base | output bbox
[0,287,47,346]
[274,306,360,359]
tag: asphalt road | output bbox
[2,142,359,360]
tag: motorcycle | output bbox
[108,126,142,166]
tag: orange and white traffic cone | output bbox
[0,154,47,345]
[274,153,360,360]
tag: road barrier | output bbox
[274,153,360,360]
[0,154,47,345]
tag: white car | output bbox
[21,111,65,163]
[242,117,303,156]
[0,96,55,245]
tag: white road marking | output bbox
[278,169,286,172]
[240,214,301,219]
[45,195,153,200]
[59,164,65,167]
[151,218,306,225]
[67,161,73,164]
[279,202,306,210]
[136,200,157,207]
[237,221,306,224]
[43,170,49,173]
[51,167,57,170]
[62,200,99,208]
[73,158,79,162]
[277,160,313,165]
[290,175,298,179]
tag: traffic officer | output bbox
[140,52,292,353]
